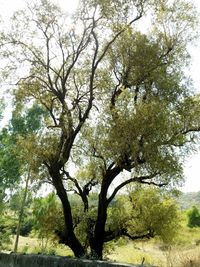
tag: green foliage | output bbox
[11,104,46,136]
[0,104,46,200]
[0,99,5,122]
[107,188,180,244]
[0,128,20,199]
[32,189,180,252]
[129,188,181,244]
[32,193,63,250]
[187,206,200,228]
[0,209,12,251]
[8,189,34,236]
[9,188,32,213]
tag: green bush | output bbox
[0,217,12,250]
[187,206,200,228]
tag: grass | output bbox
[108,241,200,267]
[108,224,200,267]
[163,247,200,267]
[7,235,73,257]
[4,226,200,267]
[108,241,165,266]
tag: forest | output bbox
[0,0,200,266]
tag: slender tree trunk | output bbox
[49,165,85,258]
[13,169,31,253]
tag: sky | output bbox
[0,0,200,192]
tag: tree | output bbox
[0,212,12,251]
[0,0,199,259]
[10,104,45,252]
[32,193,62,252]
[0,128,20,201]
[0,100,18,250]
[126,188,180,244]
[9,187,33,236]
[187,206,200,228]
[0,103,45,252]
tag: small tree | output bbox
[105,187,180,245]
[32,193,63,252]
[11,104,45,252]
[0,216,12,251]
[187,206,200,228]
[0,104,45,252]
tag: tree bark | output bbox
[49,165,85,258]
[89,166,122,259]
[89,195,108,259]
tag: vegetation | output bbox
[187,206,200,228]
[0,0,199,263]
[1,189,200,266]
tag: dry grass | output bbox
[108,241,200,267]
[6,233,200,267]
[108,241,165,266]
[164,247,200,267]
[7,235,73,256]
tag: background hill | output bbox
[178,191,200,210]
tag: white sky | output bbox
[0,0,200,192]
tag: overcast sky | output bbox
[0,0,200,192]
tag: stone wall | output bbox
[0,253,156,267]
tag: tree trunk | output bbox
[49,165,85,258]
[89,190,108,259]
[13,169,30,253]
[89,166,122,259]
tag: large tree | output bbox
[0,0,200,259]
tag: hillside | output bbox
[178,191,200,210]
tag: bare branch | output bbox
[63,170,97,212]
[107,172,160,204]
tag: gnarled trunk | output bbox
[89,198,108,259]
[89,166,122,259]
[49,165,85,258]
[89,184,109,259]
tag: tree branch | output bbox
[63,170,97,212]
[107,172,160,204]
[104,228,154,243]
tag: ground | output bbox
[5,228,200,267]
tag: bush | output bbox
[20,218,34,236]
[187,206,200,228]
[0,217,12,250]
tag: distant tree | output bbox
[10,104,46,252]
[0,215,12,251]
[187,206,200,228]
[0,128,20,200]
[0,100,14,250]
[0,103,46,252]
